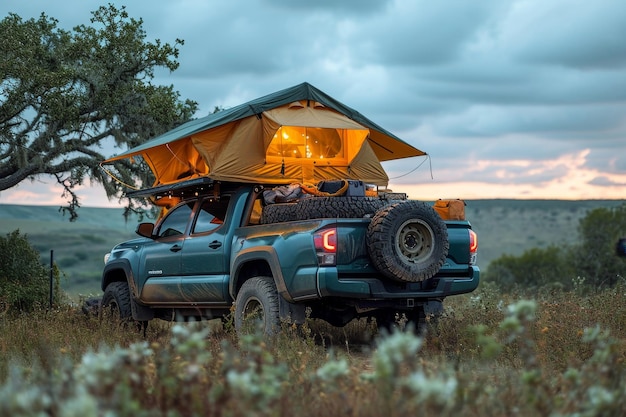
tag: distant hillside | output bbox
[0,204,144,298]
[1,199,624,298]
[464,199,625,267]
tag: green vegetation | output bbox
[1,200,626,415]
[0,230,63,313]
[486,245,575,292]
[484,204,626,292]
[0,5,197,219]
[0,285,625,416]
[0,204,142,297]
[575,205,626,287]
[464,198,625,267]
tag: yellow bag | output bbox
[301,179,351,197]
[433,199,466,220]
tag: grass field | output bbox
[0,283,625,416]
[1,200,625,415]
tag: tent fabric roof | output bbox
[105,82,425,163]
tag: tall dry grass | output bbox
[1,283,625,416]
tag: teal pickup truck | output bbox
[100,178,479,334]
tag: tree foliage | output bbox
[0,4,198,220]
[484,204,626,292]
[572,204,626,287]
[484,245,575,293]
[0,230,62,313]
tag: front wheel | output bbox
[101,281,133,323]
[234,277,280,336]
[101,282,149,334]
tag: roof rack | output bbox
[125,177,216,200]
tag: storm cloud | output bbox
[2,0,626,205]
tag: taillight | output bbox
[469,230,478,252]
[469,229,478,264]
[314,228,337,266]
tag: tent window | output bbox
[266,127,344,161]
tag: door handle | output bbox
[208,240,222,249]
[170,244,182,252]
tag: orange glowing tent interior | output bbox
[103,82,426,191]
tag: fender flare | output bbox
[102,259,136,294]
[230,246,293,302]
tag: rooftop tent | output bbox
[103,82,426,188]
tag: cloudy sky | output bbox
[2,0,626,207]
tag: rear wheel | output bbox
[234,277,280,336]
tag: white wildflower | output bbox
[405,371,458,407]
[316,358,349,383]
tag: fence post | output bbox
[49,249,54,309]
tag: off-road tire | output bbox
[260,203,298,224]
[101,281,133,323]
[367,201,449,282]
[260,197,388,224]
[234,277,280,335]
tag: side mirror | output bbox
[136,222,155,238]
[616,237,626,257]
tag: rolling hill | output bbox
[0,204,143,298]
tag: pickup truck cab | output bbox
[101,179,479,334]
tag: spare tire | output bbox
[259,202,299,224]
[260,197,388,224]
[367,201,449,282]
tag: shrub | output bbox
[483,245,575,293]
[572,204,626,288]
[485,203,626,292]
[0,230,62,313]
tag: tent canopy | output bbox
[103,82,426,188]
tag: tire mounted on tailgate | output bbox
[367,201,449,282]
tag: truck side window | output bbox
[156,202,194,238]
[193,197,230,234]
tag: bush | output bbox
[483,245,575,293]
[0,230,61,313]
[572,205,626,288]
[485,203,626,292]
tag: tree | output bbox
[0,4,198,220]
[484,245,575,293]
[485,204,626,293]
[0,230,62,313]
[572,204,626,288]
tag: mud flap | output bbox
[131,297,154,321]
